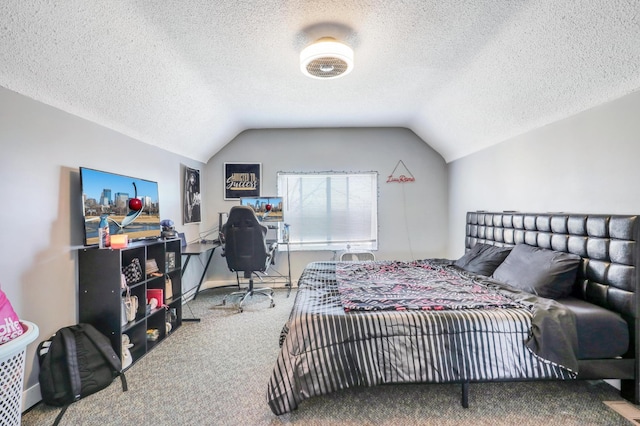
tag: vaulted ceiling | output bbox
[1,1,639,163]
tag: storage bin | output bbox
[0,321,39,426]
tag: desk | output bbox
[182,242,220,301]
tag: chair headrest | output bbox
[226,206,260,227]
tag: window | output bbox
[277,171,378,251]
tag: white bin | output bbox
[0,321,39,426]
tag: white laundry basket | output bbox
[0,321,39,426]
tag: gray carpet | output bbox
[22,287,632,425]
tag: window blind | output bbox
[277,172,378,251]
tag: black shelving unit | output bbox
[78,238,182,370]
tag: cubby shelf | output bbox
[78,238,182,370]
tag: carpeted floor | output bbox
[22,287,633,425]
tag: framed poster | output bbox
[224,162,261,200]
[184,166,201,224]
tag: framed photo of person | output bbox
[184,166,201,224]
[224,162,261,200]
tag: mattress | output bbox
[559,297,629,359]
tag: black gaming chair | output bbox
[221,205,276,312]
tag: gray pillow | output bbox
[454,243,513,276]
[491,244,581,299]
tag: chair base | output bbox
[223,286,275,313]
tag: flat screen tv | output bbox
[80,167,161,245]
[239,196,284,223]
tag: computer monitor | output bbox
[239,196,284,223]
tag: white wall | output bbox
[201,128,450,285]
[448,89,640,257]
[0,87,205,408]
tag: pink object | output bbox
[111,234,128,249]
[0,288,24,344]
[146,289,165,307]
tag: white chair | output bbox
[339,251,375,261]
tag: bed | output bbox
[266,212,640,415]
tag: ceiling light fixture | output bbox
[300,37,354,79]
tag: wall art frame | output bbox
[184,166,201,224]
[224,162,261,200]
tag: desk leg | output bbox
[286,243,292,297]
[181,254,201,322]
[182,309,201,322]
[181,255,192,277]
[192,247,216,300]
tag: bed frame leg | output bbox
[461,382,469,408]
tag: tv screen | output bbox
[80,167,161,245]
[239,196,284,223]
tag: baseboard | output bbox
[22,382,41,412]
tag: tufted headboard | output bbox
[465,211,640,323]
[464,211,640,403]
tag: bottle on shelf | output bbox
[98,215,110,249]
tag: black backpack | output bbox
[37,323,128,425]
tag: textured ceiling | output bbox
[1,1,639,163]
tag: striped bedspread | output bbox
[267,261,577,415]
